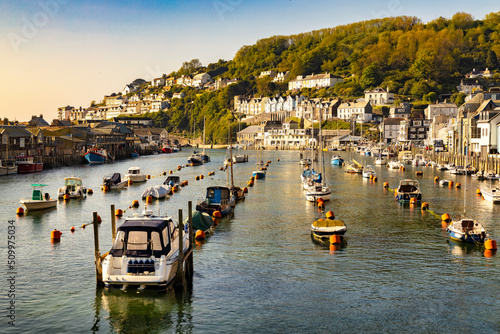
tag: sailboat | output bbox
[200,116,210,163]
[233,114,248,163]
[252,145,266,180]
[446,115,488,244]
[187,117,203,166]
[305,117,332,202]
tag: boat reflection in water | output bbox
[93,287,193,333]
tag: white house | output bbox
[192,73,211,87]
[151,77,165,87]
[475,106,500,156]
[424,102,458,120]
[364,87,394,105]
[273,71,290,83]
[122,85,137,95]
[288,73,343,90]
[383,117,403,144]
[337,101,373,122]
[172,92,185,99]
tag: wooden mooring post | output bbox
[110,204,116,241]
[175,203,194,289]
[93,212,104,286]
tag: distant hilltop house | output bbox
[337,101,373,123]
[122,84,138,95]
[172,92,186,99]
[364,87,394,105]
[177,73,212,88]
[466,68,494,79]
[259,70,276,79]
[151,77,165,87]
[273,71,290,83]
[288,72,343,90]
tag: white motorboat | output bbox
[102,173,128,190]
[481,185,500,203]
[125,167,147,183]
[388,160,401,169]
[374,157,386,165]
[0,159,17,175]
[305,182,332,202]
[362,165,376,178]
[101,209,190,289]
[57,177,87,198]
[449,166,466,175]
[311,216,347,239]
[141,185,171,199]
[20,184,57,210]
[439,179,451,186]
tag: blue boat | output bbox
[84,148,108,164]
[252,170,266,179]
[196,186,235,217]
[447,219,487,244]
[331,155,344,166]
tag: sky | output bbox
[0,0,498,122]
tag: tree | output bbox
[450,92,466,106]
[360,63,380,89]
[423,92,438,102]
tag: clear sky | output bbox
[0,0,498,122]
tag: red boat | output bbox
[162,146,173,154]
[16,155,43,173]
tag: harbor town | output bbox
[2,4,500,333]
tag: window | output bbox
[112,231,125,250]
[151,232,162,251]
[127,231,148,250]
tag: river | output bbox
[0,149,499,333]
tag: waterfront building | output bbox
[383,117,404,144]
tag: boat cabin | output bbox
[206,186,230,205]
[398,180,419,193]
[63,177,82,191]
[164,175,181,186]
[127,167,142,175]
[103,173,122,186]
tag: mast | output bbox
[464,112,470,216]
[202,116,206,155]
[229,127,234,188]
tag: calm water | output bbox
[0,149,499,333]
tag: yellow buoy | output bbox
[373,176,377,182]
[16,207,24,215]
[70,226,75,233]
[247,180,254,187]
[172,185,178,192]
[87,188,93,195]
[477,189,482,195]
[455,183,461,189]
[329,235,342,244]
[441,213,451,223]
[415,171,423,176]
[448,181,454,188]
[51,229,62,241]
[421,202,429,210]
[326,211,335,219]
[434,176,439,182]
[115,209,123,217]
[401,166,405,171]
[213,211,222,218]
[383,182,389,189]
[196,175,200,180]
[410,198,417,205]
[147,174,151,179]
[102,185,109,192]
[132,200,139,207]
[243,187,248,193]
[195,230,206,241]
[200,175,204,179]
[485,239,497,250]
[63,194,70,201]
[484,249,496,257]
[146,195,153,204]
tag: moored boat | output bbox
[101,209,190,289]
[102,173,128,190]
[125,167,147,183]
[330,155,344,166]
[84,148,108,164]
[311,212,347,239]
[16,155,43,173]
[141,185,171,199]
[0,159,17,175]
[20,184,57,210]
[362,165,376,178]
[395,179,422,202]
[187,152,203,166]
[163,175,181,187]
[196,186,235,217]
[480,185,500,203]
[57,177,87,198]
[447,219,487,244]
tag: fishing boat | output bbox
[395,179,422,202]
[161,146,173,154]
[20,184,57,210]
[187,151,203,166]
[163,175,181,187]
[125,167,147,183]
[84,148,109,164]
[330,155,344,166]
[102,173,128,190]
[439,179,451,187]
[196,186,236,217]
[101,208,190,289]
[311,213,347,239]
[57,177,87,198]
[141,185,171,200]
[0,159,17,175]
[16,154,43,173]
[362,165,376,178]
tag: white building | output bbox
[288,73,343,90]
[337,101,373,122]
[192,73,211,87]
[424,102,458,120]
[364,87,394,105]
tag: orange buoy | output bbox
[448,181,454,188]
[330,235,342,244]
[128,179,133,185]
[434,176,439,182]
[184,181,188,186]
[115,209,123,217]
[383,182,389,189]
[195,175,200,180]
[51,229,62,240]
[401,166,405,171]
[132,200,139,207]
[255,174,260,179]
[16,207,24,215]
[477,189,482,195]
[484,249,496,257]
[63,194,70,201]
[213,211,222,218]
[177,166,182,171]
[277,158,280,161]
[97,215,102,223]
[247,180,254,187]
[87,188,93,195]
[70,226,75,233]
[147,174,151,179]
[220,167,224,171]
[441,213,451,223]
[318,198,324,203]
[373,176,377,182]
[102,185,109,192]
[485,239,497,250]
[195,230,206,241]
[200,175,204,179]
[326,211,335,219]
[318,202,325,209]
[250,176,255,181]
[410,198,417,205]
[455,183,461,189]
[146,195,153,204]
[421,202,429,210]
[369,174,373,180]
[415,171,423,176]
[243,187,248,193]
[172,185,178,192]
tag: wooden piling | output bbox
[111,204,116,241]
[176,209,184,287]
[187,201,194,280]
[93,212,103,286]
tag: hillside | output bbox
[121,12,500,143]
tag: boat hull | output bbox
[0,166,18,175]
[395,193,422,202]
[480,188,500,203]
[84,152,107,164]
[253,171,266,179]
[20,199,57,210]
[17,162,43,173]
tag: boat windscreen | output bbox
[111,173,121,183]
[312,219,345,228]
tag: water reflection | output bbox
[93,287,193,333]
[448,240,484,257]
